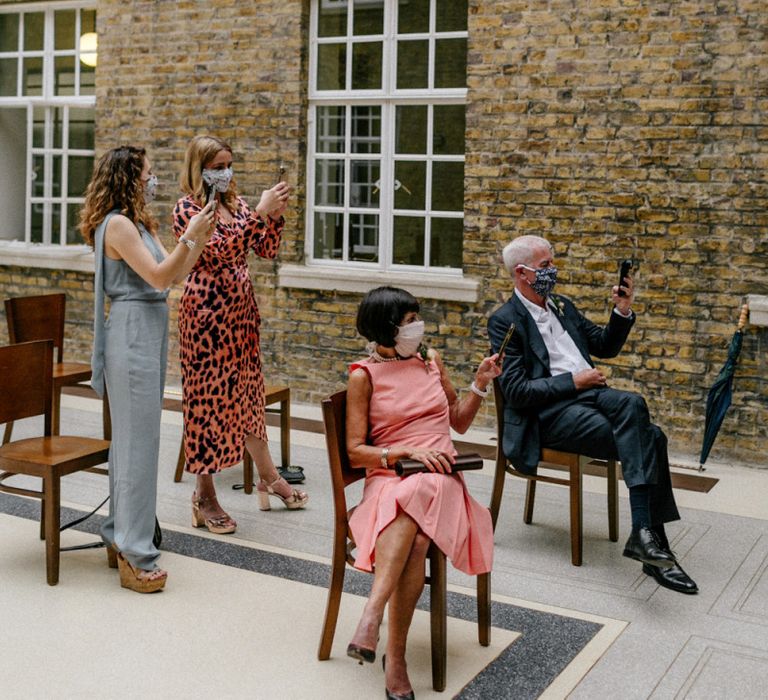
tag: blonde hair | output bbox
[179,135,239,213]
[79,145,158,246]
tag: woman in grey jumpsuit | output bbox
[80,146,214,592]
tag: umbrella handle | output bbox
[737,303,749,331]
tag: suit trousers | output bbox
[538,387,680,524]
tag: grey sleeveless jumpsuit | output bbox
[91,212,168,570]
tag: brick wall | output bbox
[1,0,765,467]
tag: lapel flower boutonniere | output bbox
[549,294,566,317]
[417,343,431,371]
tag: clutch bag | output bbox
[394,452,484,477]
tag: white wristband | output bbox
[470,381,489,398]
[179,236,196,250]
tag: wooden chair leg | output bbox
[607,458,619,542]
[174,434,186,483]
[523,479,536,524]
[429,547,447,692]
[569,459,583,566]
[318,532,348,660]
[44,472,61,585]
[52,385,62,436]
[2,421,12,445]
[39,498,45,540]
[280,395,290,469]
[102,389,112,441]
[243,451,253,495]
[488,460,507,531]
[477,572,491,647]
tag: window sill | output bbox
[0,242,95,273]
[278,263,480,303]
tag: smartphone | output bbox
[277,163,285,182]
[206,183,217,208]
[618,259,633,297]
[495,323,516,365]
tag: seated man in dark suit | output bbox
[488,234,697,594]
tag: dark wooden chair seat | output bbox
[0,340,110,585]
[489,378,619,566]
[317,390,490,692]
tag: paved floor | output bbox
[1,394,767,699]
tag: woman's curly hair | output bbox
[179,135,240,214]
[79,145,158,246]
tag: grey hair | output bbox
[501,235,553,275]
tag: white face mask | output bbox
[394,319,425,358]
[143,174,158,204]
[202,167,233,193]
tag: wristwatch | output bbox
[179,236,196,250]
[380,447,390,469]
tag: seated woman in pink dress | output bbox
[345,286,500,700]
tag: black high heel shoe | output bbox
[347,643,376,665]
[383,655,415,700]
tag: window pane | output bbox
[436,0,467,32]
[393,216,425,266]
[349,213,379,261]
[395,106,427,154]
[69,107,95,149]
[52,155,63,197]
[33,107,46,148]
[394,161,426,210]
[353,0,383,35]
[318,2,347,37]
[351,106,381,154]
[23,12,44,51]
[398,0,429,34]
[55,10,76,50]
[396,40,428,89]
[0,58,17,96]
[433,105,465,155]
[315,159,345,206]
[313,211,344,260]
[316,106,345,154]
[352,41,382,90]
[317,43,346,90]
[79,61,95,95]
[51,203,62,245]
[55,56,76,96]
[430,217,462,267]
[31,203,43,243]
[32,155,45,197]
[66,204,84,244]
[434,38,466,88]
[431,161,464,211]
[350,160,380,208]
[23,56,43,96]
[53,108,65,149]
[0,14,19,52]
[68,155,93,197]
[81,9,96,34]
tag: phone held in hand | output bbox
[277,163,285,182]
[618,259,633,297]
[495,323,516,365]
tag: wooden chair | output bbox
[173,385,291,494]
[317,390,491,692]
[489,378,619,566]
[0,340,110,585]
[3,293,108,443]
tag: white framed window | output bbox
[0,1,96,257]
[306,0,468,274]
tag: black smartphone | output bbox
[495,323,516,365]
[618,259,633,297]
[206,183,217,208]
[277,163,285,182]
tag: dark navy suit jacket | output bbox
[488,292,635,474]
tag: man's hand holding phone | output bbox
[612,258,634,315]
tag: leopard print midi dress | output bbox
[173,195,283,474]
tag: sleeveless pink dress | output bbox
[347,356,493,575]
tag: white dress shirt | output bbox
[515,288,592,377]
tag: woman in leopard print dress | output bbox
[173,135,308,533]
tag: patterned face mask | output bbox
[202,167,233,193]
[520,264,558,298]
[143,174,158,204]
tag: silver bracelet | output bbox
[470,381,489,398]
[179,236,196,250]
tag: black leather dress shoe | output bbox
[623,527,675,569]
[643,561,699,594]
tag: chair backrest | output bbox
[5,293,67,364]
[0,340,53,432]
[321,390,366,527]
